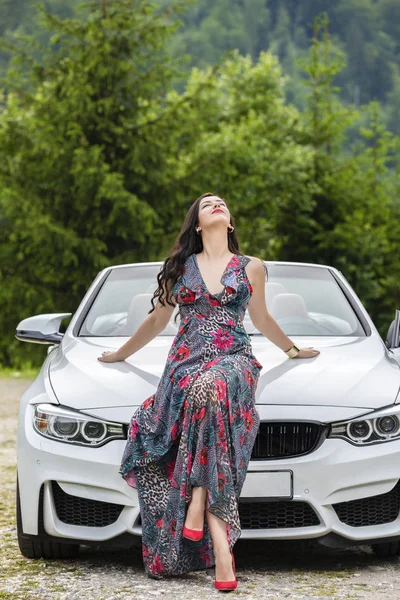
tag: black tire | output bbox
[16,475,80,559]
[371,542,400,559]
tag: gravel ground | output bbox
[1,377,400,600]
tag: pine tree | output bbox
[0,0,185,367]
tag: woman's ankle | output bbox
[213,545,231,560]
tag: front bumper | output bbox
[18,403,141,541]
[18,403,400,547]
[240,435,400,544]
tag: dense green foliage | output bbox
[0,1,399,368]
[2,1,400,129]
[168,0,400,131]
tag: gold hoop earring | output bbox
[228,224,234,233]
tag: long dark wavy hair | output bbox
[148,192,241,316]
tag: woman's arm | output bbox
[98,288,177,362]
[246,257,320,359]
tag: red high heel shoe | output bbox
[214,549,237,591]
[182,524,204,541]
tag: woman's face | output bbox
[197,195,231,231]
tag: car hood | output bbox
[47,334,400,418]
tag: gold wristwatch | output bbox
[284,343,300,358]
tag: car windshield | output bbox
[78,263,365,337]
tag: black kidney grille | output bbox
[333,481,400,527]
[239,501,320,529]
[251,421,326,459]
[51,481,124,527]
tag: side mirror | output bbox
[386,309,400,349]
[15,313,72,345]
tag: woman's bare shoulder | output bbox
[245,255,268,279]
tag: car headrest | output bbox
[269,293,308,320]
[146,282,158,294]
[116,292,179,336]
[121,293,154,336]
[265,282,286,309]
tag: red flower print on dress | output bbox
[156,518,163,527]
[242,408,254,432]
[214,379,227,402]
[196,406,206,421]
[179,375,191,389]
[230,255,241,268]
[199,447,208,465]
[216,412,228,452]
[252,357,263,369]
[225,286,236,294]
[209,296,221,306]
[218,472,228,491]
[166,459,176,480]
[142,544,151,559]
[129,420,139,439]
[210,328,234,351]
[245,369,254,387]
[171,421,179,440]
[179,286,196,304]
[171,421,178,440]
[169,519,177,536]
[175,344,190,361]
[186,451,193,476]
[151,553,165,575]
[143,395,154,409]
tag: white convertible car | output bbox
[15,260,400,560]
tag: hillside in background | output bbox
[165,0,400,132]
[1,1,400,134]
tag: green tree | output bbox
[292,16,398,337]
[0,0,185,367]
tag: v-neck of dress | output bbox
[193,252,237,296]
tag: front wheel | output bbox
[371,541,400,559]
[16,476,79,559]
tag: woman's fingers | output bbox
[295,347,321,359]
[97,351,117,362]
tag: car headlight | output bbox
[33,403,126,447]
[329,405,400,445]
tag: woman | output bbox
[98,192,320,590]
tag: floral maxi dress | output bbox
[119,252,264,578]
